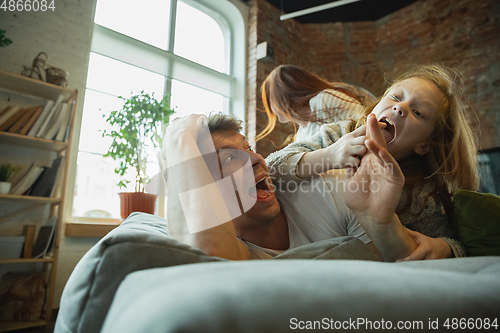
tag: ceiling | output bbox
[258,0,420,24]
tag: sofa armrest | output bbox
[55,212,225,333]
[102,257,500,333]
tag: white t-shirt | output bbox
[241,170,370,259]
[295,89,364,142]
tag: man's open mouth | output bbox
[250,176,273,200]
[379,117,396,144]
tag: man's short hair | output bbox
[207,113,242,133]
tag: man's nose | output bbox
[249,150,265,168]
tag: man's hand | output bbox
[164,114,252,261]
[164,114,207,145]
[397,229,453,261]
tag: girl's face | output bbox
[270,100,290,124]
[371,78,447,161]
[270,100,308,127]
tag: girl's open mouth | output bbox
[379,117,396,144]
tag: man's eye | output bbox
[414,110,424,118]
[247,146,254,152]
[391,94,400,101]
[222,154,236,164]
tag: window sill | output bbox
[65,221,121,237]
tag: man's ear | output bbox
[414,142,430,156]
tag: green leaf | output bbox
[102,91,175,191]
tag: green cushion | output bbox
[454,190,500,256]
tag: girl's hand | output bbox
[323,125,368,169]
[323,122,387,170]
[344,114,405,223]
[397,229,453,261]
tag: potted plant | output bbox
[102,91,175,219]
[0,30,13,47]
[0,162,19,194]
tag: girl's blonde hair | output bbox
[257,65,367,141]
[371,64,479,194]
[347,64,480,216]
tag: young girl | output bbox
[265,64,479,260]
[257,65,375,142]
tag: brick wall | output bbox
[248,0,500,157]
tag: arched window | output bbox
[73,0,246,220]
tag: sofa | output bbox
[55,190,500,333]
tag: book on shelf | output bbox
[49,158,65,198]
[0,105,20,127]
[19,106,44,135]
[31,217,57,259]
[7,106,40,134]
[27,100,54,137]
[0,105,12,117]
[62,100,75,142]
[23,225,36,258]
[54,103,71,141]
[45,102,70,141]
[36,94,64,138]
[9,163,45,196]
[0,106,24,131]
[28,156,63,198]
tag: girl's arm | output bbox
[265,119,385,190]
[265,119,358,190]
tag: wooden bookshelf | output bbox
[0,257,54,264]
[0,193,61,204]
[0,70,77,331]
[0,320,48,332]
[0,131,68,151]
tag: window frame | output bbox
[67,0,247,233]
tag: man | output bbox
[163,113,416,261]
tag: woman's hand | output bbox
[344,114,405,222]
[397,229,453,261]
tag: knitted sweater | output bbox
[265,119,466,258]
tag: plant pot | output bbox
[118,192,157,219]
[0,181,11,194]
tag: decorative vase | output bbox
[0,181,11,194]
[118,192,157,219]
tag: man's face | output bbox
[211,130,281,229]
